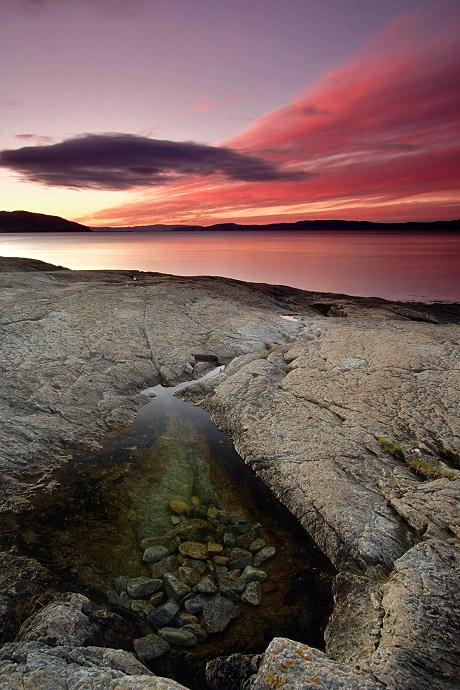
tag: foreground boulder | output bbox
[0,593,188,690]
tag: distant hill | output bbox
[1,210,458,233]
[0,211,91,233]
[92,218,460,232]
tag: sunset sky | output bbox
[0,0,459,227]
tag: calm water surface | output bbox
[1,230,459,302]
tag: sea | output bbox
[1,229,459,303]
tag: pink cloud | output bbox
[192,96,218,113]
[86,14,460,226]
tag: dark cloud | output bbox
[0,133,304,190]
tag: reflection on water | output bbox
[0,373,335,688]
[1,230,459,301]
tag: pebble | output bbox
[253,546,276,567]
[106,590,124,608]
[249,538,266,553]
[213,555,229,566]
[194,505,208,520]
[235,524,262,549]
[183,558,207,574]
[179,541,208,560]
[230,547,252,561]
[142,545,169,563]
[131,599,151,613]
[158,626,197,647]
[169,500,189,515]
[207,542,224,556]
[219,576,246,594]
[133,633,170,660]
[184,594,212,614]
[201,594,240,633]
[219,586,241,601]
[182,622,208,642]
[179,565,201,587]
[168,537,182,553]
[207,506,218,519]
[223,532,236,548]
[241,581,262,606]
[229,556,253,571]
[172,611,198,627]
[163,573,191,601]
[216,510,230,524]
[230,516,248,525]
[126,577,163,598]
[241,566,267,584]
[195,574,219,595]
[149,592,165,607]
[191,496,200,505]
[113,576,130,594]
[170,515,181,525]
[148,555,180,579]
[147,600,180,628]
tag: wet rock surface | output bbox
[1,259,459,690]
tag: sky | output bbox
[0,0,459,226]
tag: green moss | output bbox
[407,456,457,481]
[378,437,457,481]
[259,346,276,359]
[378,438,406,461]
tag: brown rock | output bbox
[169,500,189,515]
[179,541,208,560]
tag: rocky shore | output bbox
[0,257,459,689]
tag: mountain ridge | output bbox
[0,210,458,233]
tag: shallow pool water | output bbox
[1,371,335,688]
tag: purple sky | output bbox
[0,0,459,225]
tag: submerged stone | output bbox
[158,626,197,647]
[113,576,130,594]
[142,545,169,563]
[184,594,212,614]
[241,581,262,606]
[172,611,198,628]
[249,538,266,553]
[229,556,253,571]
[201,594,240,633]
[236,524,262,549]
[178,565,201,587]
[163,572,191,600]
[195,574,219,595]
[106,590,124,608]
[207,542,224,556]
[149,591,165,607]
[253,546,276,567]
[133,633,170,660]
[182,622,208,642]
[148,555,180,578]
[169,500,189,515]
[173,519,215,541]
[147,600,180,628]
[241,566,267,584]
[179,541,208,560]
[126,577,163,598]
